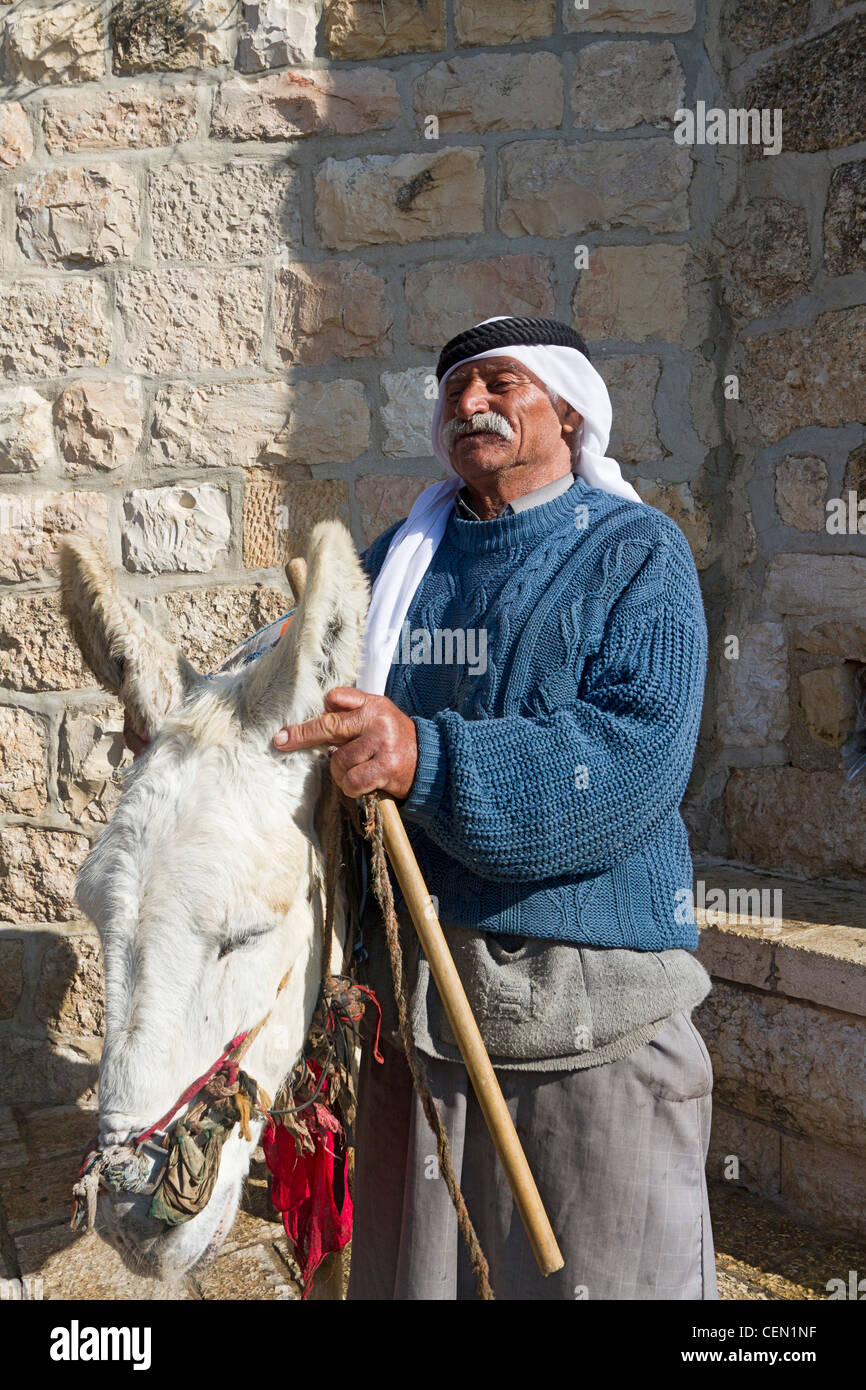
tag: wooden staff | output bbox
[286,557,564,1279]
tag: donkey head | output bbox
[58,521,369,1278]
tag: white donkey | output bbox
[58,520,369,1281]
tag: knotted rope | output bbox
[356,792,494,1302]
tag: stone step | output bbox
[693,858,866,1018]
[693,859,866,1243]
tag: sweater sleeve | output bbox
[399,526,708,881]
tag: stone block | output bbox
[117,268,263,374]
[315,147,485,250]
[498,137,691,237]
[122,484,230,574]
[110,0,236,74]
[212,67,400,140]
[3,1,105,83]
[0,591,98,693]
[356,473,432,544]
[571,40,684,130]
[274,261,391,363]
[262,378,370,465]
[0,278,111,380]
[715,199,811,322]
[798,666,857,748]
[715,621,789,748]
[0,1034,99,1107]
[564,0,695,31]
[380,368,436,458]
[454,0,555,45]
[0,387,56,474]
[0,940,24,1020]
[414,52,562,133]
[774,454,828,531]
[237,0,319,70]
[0,706,48,814]
[596,355,662,462]
[150,162,300,261]
[824,160,866,277]
[323,0,445,58]
[0,101,33,167]
[54,378,142,474]
[2,1154,80,1235]
[406,254,554,347]
[58,701,129,823]
[0,826,90,925]
[0,488,109,584]
[43,85,198,153]
[695,979,866,1154]
[765,552,866,622]
[743,308,865,443]
[722,0,809,54]
[17,165,140,267]
[725,767,866,882]
[243,473,348,569]
[19,1104,99,1162]
[34,933,104,1038]
[745,16,866,155]
[575,244,689,343]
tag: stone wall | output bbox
[696,1,866,884]
[0,0,863,1121]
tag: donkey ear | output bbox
[240,519,370,734]
[58,536,200,737]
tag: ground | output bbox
[0,1104,862,1300]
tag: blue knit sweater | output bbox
[360,476,708,950]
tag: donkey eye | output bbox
[217,927,270,960]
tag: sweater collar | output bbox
[446,475,592,553]
[455,469,575,520]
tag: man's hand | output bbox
[273,687,418,800]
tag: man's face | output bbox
[440,356,579,484]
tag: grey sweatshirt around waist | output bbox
[360,905,712,1073]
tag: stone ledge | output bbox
[694,860,866,1018]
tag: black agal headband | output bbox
[436,316,591,383]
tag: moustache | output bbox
[443,411,514,449]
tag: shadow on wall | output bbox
[0,926,101,1107]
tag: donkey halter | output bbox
[71,846,381,1233]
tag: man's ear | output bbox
[58,536,200,738]
[559,403,582,442]
[239,519,370,736]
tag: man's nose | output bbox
[457,394,493,423]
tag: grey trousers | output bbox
[347,1009,718,1301]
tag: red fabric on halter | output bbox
[262,1062,353,1298]
[133,1031,249,1144]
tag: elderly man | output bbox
[271,315,717,1301]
